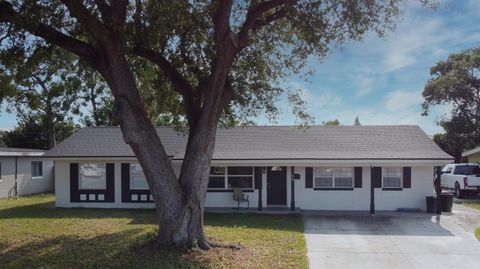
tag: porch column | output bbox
[255,167,263,211]
[434,166,442,214]
[290,166,295,211]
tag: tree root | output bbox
[199,238,240,250]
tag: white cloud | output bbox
[384,90,423,112]
[300,88,343,108]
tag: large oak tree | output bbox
[422,48,480,161]
[0,0,429,249]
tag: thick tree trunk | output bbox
[97,43,194,247]
[94,29,233,248]
[44,103,56,149]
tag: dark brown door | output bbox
[267,167,287,205]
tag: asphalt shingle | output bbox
[43,125,453,160]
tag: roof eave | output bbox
[462,146,480,157]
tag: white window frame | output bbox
[130,163,149,190]
[31,161,43,179]
[79,163,107,190]
[382,167,403,189]
[208,166,227,190]
[313,167,353,189]
[208,166,254,190]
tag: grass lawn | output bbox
[461,202,480,239]
[0,194,307,269]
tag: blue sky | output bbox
[256,0,480,135]
[1,0,480,135]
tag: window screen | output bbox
[383,167,402,188]
[31,161,43,177]
[313,167,353,188]
[130,163,149,189]
[79,163,106,190]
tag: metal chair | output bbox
[233,187,249,209]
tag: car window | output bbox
[454,165,480,175]
[442,165,452,173]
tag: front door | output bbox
[267,167,287,205]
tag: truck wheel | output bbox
[455,182,464,198]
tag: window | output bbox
[383,167,402,188]
[208,166,253,190]
[454,165,480,175]
[313,167,353,188]
[208,167,226,189]
[31,161,43,178]
[79,163,106,190]
[442,165,453,174]
[130,163,149,189]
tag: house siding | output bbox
[466,152,480,163]
[0,157,54,198]
[54,160,437,211]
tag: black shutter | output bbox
[70,163,79,202]
[105,163,115,202]
[121,163,130,202]
[354,167,363,188]
[403,167,411,188]
[372,167,382,188]
[305,167,313,188]
[254,167,263,189]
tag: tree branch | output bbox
[111,0,128,26]
[60,0,109,40]
[237,0,293,49]
[212,0,234,48]
[132,46,195,97]
[131,45,201,123]
[0,1,96,61]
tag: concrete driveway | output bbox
[304,205,480,269]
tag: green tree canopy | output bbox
[422,47,480,161]
[322,119,340,126]
[1,115,76,149]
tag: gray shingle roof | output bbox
[43,125,453,160]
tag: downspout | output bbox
[14,156,18,198]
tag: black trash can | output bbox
[426,196,436,213]
[440,193,453,212]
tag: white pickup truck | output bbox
[441,163,480,198]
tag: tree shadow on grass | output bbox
[0,202,303,232]
[0,229,214,269]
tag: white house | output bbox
[0,147,54,198]
[44,125,453,213]
[462,146,480,163]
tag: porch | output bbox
[205,206,302,214]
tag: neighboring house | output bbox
[462,146,480,163]
[44,125,453,213]
[0,147,54,199]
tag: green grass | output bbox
[462,202,480,239]
[462,202,480,211]
[0,194,307,269]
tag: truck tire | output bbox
[455,182,464,198]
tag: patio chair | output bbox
[233,188,249,209]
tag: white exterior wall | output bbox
[295,166,371,211]
[54,160,437,211]
[295,165,435,211]
[375,166,434,211]
[0,157,53,198]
